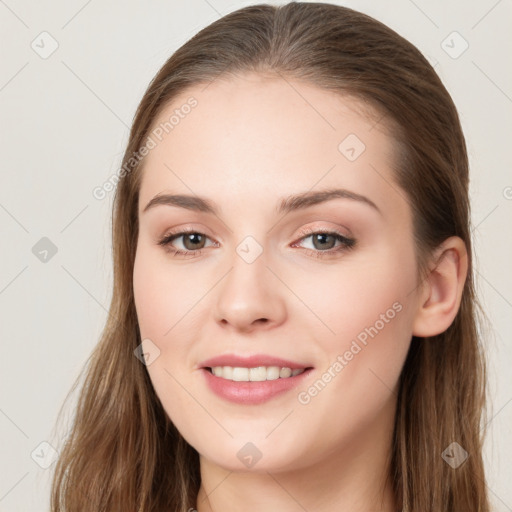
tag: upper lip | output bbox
[199,353,313,370]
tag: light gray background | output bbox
[0,1,510,510]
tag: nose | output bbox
[213,247,287,333]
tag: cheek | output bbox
[133,246,200,339]
[133,247,204,433]
[289,261,415,459]
[293,244,417,346]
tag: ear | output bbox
[412,236,468,337]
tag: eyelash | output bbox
[157,226,356,259]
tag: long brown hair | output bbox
[50,3,490,511]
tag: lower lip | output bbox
[201,367,314,405]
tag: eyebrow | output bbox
[142,188,381,216]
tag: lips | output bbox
[199,353,313,370]
[200,364,314,405]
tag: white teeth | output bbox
[232,367,249,381]
[249,366,267,381]
[222,366,233,380]
[210,366,306,381]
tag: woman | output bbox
[50,3,490,511]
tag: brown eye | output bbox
[180,233,207,250]
[157,230,216,257]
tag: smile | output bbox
[202,366,314,405]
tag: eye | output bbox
[292,227,356,258]
[157,228,217,258]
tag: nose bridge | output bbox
[213,233,285,329]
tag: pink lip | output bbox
[198,353,313,370]
[201,367,314,405]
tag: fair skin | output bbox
[133,72,467,512]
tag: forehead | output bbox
[138,72,402,217]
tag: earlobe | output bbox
[412,236,468,337]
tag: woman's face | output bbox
[133,72,422,473]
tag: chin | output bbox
[195,437,314,474]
